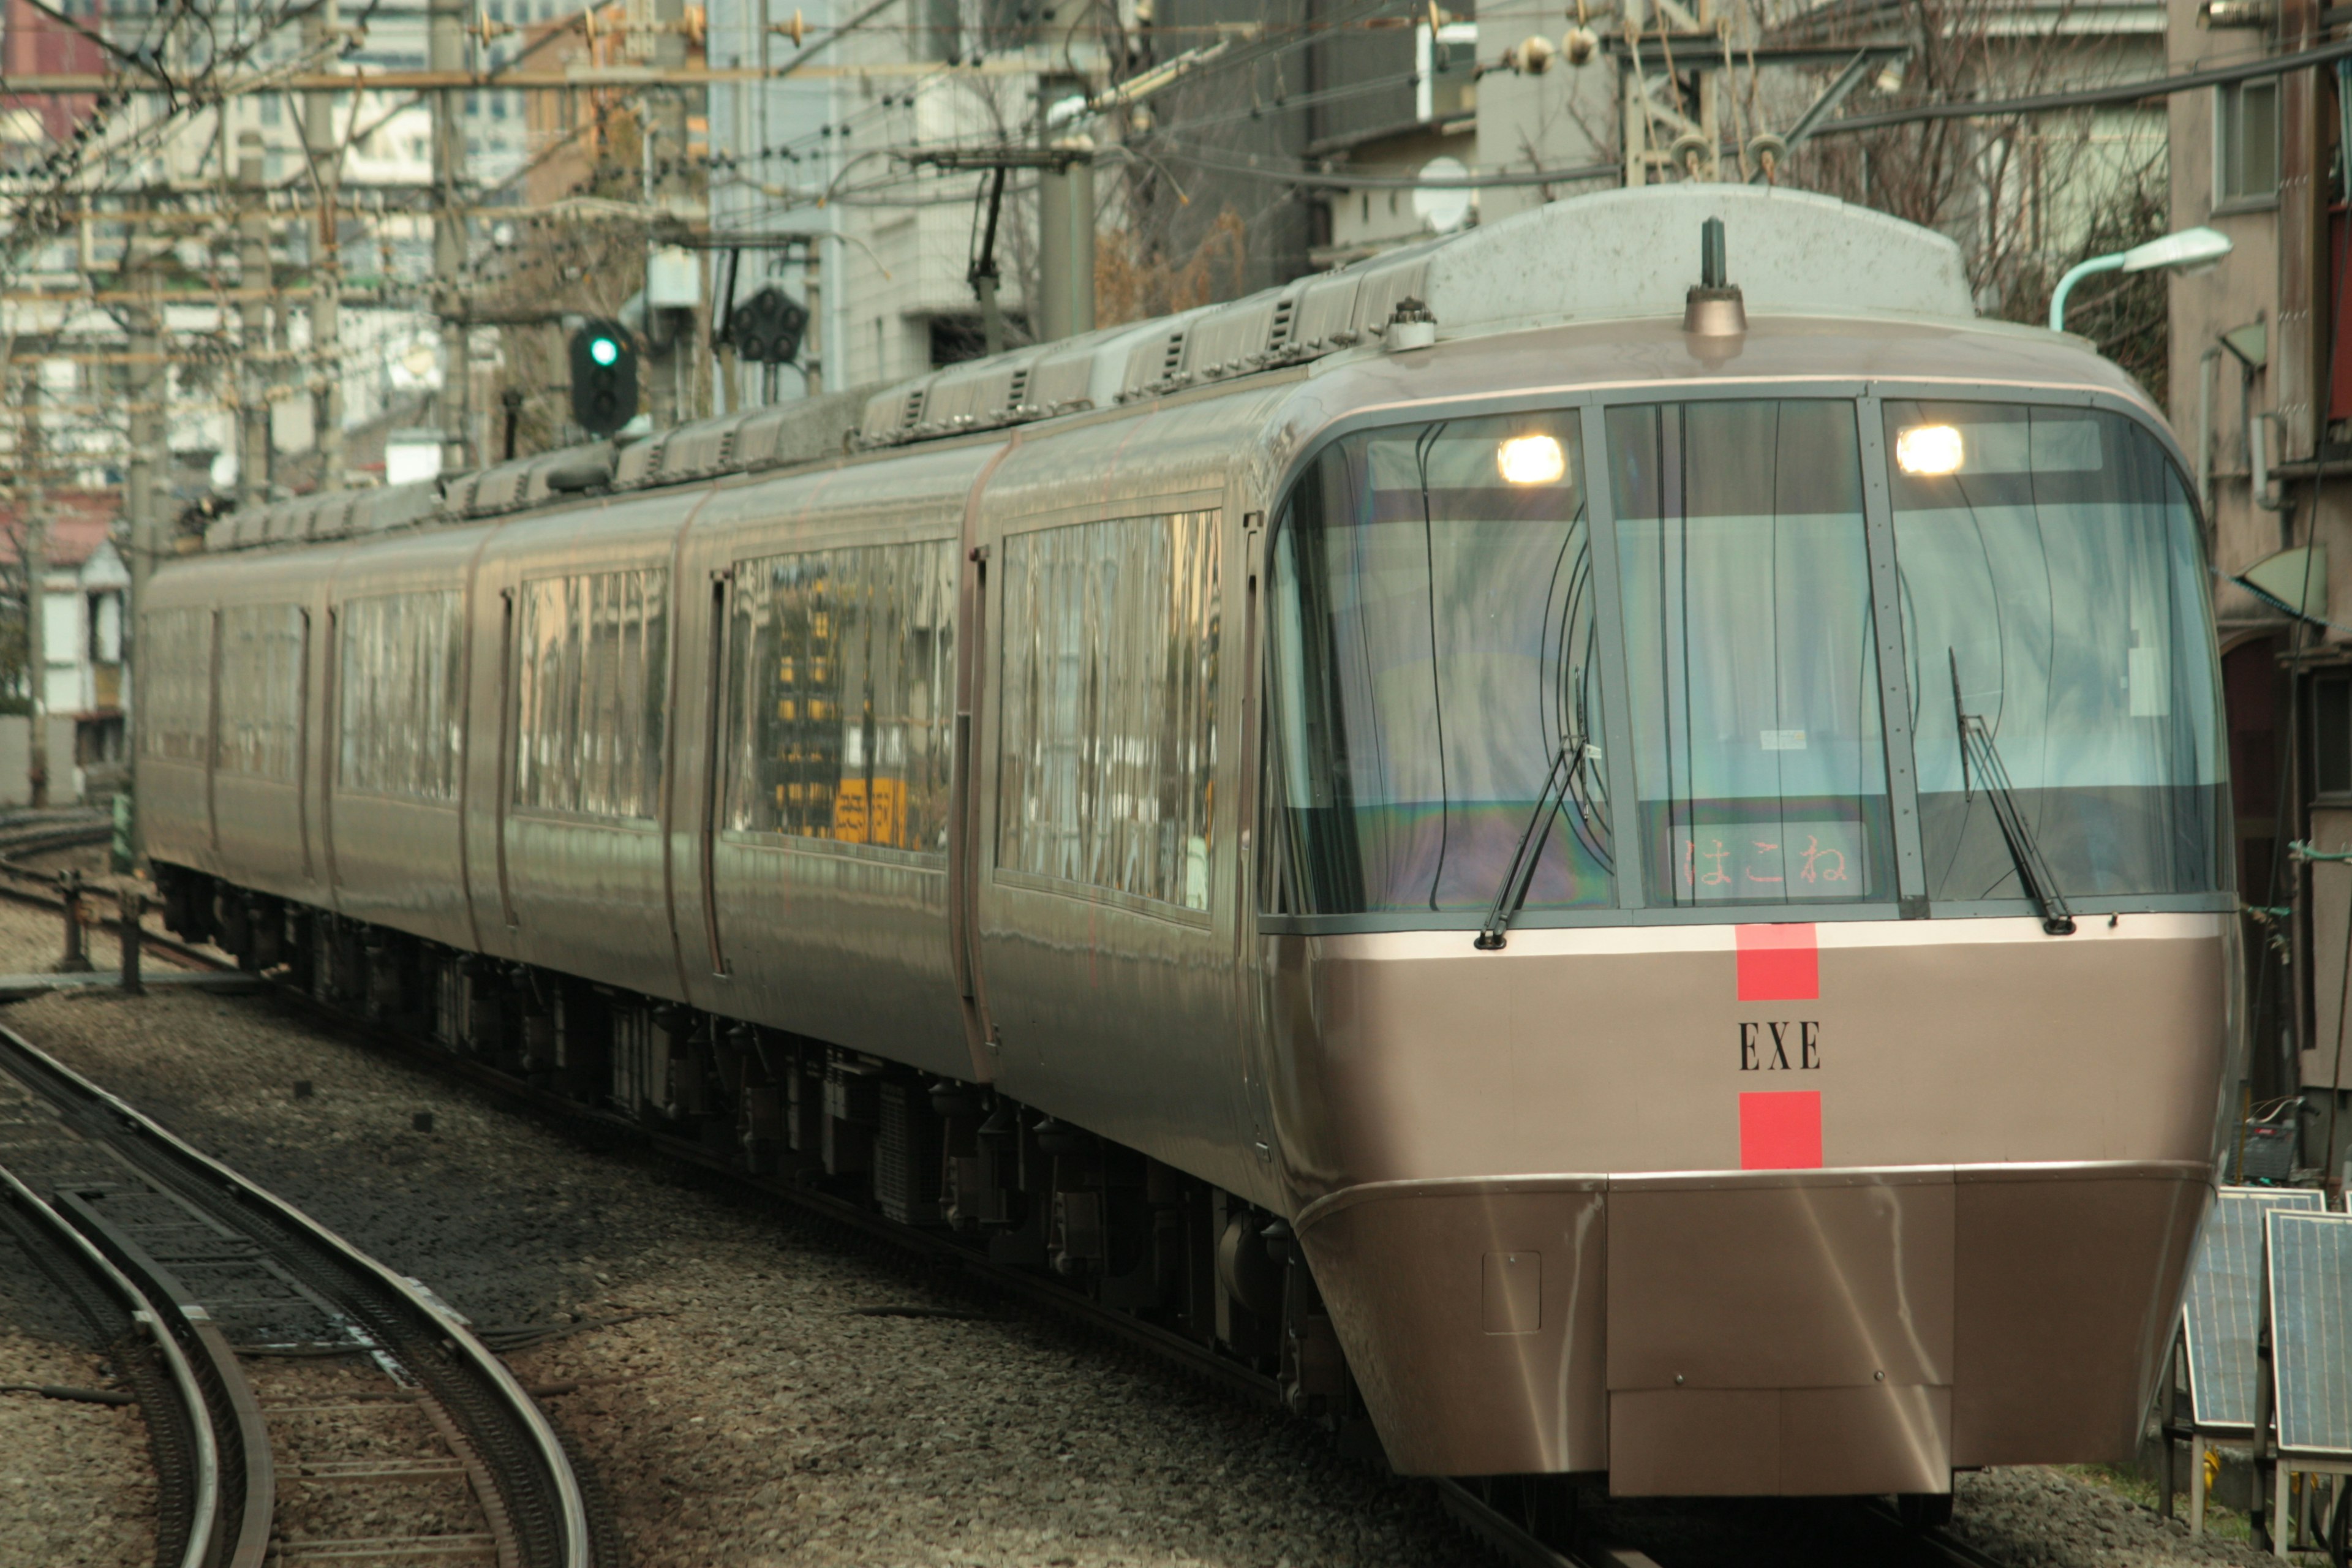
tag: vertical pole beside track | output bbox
[57,869,91,974]
[119,886,143,995]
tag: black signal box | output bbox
[730,286,809,366]
[569,319,639,436]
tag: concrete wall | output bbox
[2166,0,2296,629]
[0,717,88,806]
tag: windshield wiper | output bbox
[1476,738,1589,952]
[1948,650,2075,936]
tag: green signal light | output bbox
[589,336,620,368]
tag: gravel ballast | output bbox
[0,1334,156,1568]
[0,870,2311,1567]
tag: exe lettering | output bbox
[1738,1020,1822,1071]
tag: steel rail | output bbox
[1434,1479,1596,1568]
[53,1185,277,1568]
[0,1163,219,1568]
[0,1025,597,1568]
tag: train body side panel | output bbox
[671,446,992,1078]
[970,389,1292,1200]
[464,495,704,1005]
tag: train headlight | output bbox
[1496,433,1567,485]
[1896,423,1964,476]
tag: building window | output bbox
[2218,79,2280,206]
[513,568,669,820]
[723,540,956,854]
[997,512,1221,911]
[2316,671,2352,796]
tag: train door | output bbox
[476,496,709,1005]
[133,592,222,878]
[677,451,984,1079]
[967,391,1293,1202]
[208,598,314,894]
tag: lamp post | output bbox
[2049,226,2234,332]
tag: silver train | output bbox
[142,186,2239,1501]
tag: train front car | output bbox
[1260,192,2237,1497]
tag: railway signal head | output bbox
[730,285,809,367]
[569,319,638,437]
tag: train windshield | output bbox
[1887,401,2225,900]
[1608,400,1896,907]
[1267,413,1614,915]
[1266,393,2224,922]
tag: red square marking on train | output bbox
[1735,923,1818,1001]
[1740,1091,1823,1170]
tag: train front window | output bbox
[1608,400,1896,907]
[1887,402,2226,899]
[1266,413,1613,916]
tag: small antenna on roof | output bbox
[1684,216,1747,338]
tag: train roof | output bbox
[206,185,2027,555]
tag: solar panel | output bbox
[2183,1186,2326,1431]
[2267,1210,2352,1458]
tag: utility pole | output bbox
[237,131,274,505]
[431,0,471,473]
[804,244,822,395]
[1038,69,1095,345]
[306,0,345,489]
[1037,146,1095,342]
[123,228,161,627]
[21,369,47,809]
[123,222,161,854]
[24,513,45,810]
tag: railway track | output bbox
[0,1161,216,1568]
[0,1022,598,1568]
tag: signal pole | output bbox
[306,0,345,489]
[431,0,470,472]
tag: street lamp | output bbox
[2049,226,2234,332]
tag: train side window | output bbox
[2315,673,2352,797]
[216,603,305,782]
[337,590,464,801]
[511,568,669,821]
[139,607,214,765]
[720,540,956,856]
[995,511,1221,911]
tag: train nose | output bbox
[1298,1162,2207,1491]
[1283,915,2231,1492]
